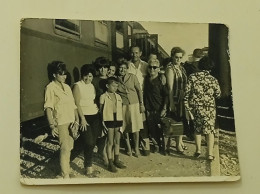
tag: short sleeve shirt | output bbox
[100,92,123,121]
[44,81,77,125]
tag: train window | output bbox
[128,25,132,35]
[54,19,80,40]
[128,25,132,47]
[115,21,124,50]
[116,32,124,49]
[94,21,108,46]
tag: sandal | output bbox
[207,155,215,161]
[176,150,185,155]
[176,145,185,155]
[182,145,188,150]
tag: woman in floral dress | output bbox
[184,56,221,161]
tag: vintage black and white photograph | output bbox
[20,19,240,185]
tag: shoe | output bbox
[133,151,140,158]
[176,146,185,155]
[108,163,118,173]
[154,145,159,153]
[161,150,167,156]
[194,152,201,158]
[176,150,185,155]
[126,151,132,156]
[207,155,215,161]
[143,150,150,156]
[165,149,170,155]
[114,160,127,169]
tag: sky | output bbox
[139,21,209,61]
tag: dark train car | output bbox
[20,19,168,124]
[20,19,136,123]
[20,19,163,138]
[21,19,112,122]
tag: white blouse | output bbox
[74,80,98,115]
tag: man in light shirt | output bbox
[127,46,150,155]
[128,46,148,89]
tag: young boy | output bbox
[100,77,126,172]
[143,59,168,155]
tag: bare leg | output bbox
[103,138,108,165]
[106,128,115,161]
[106,128,117,172]
[175,135,184,153]
[125,133,132,156]
[194,132,202,154]
[114,128,121,156]
[166,137,171,154]
[133,131,140,156]
[206,133,215,158]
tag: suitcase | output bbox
[160,116,184,137]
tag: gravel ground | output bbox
[218,130,240,176]
[20,130,240,180]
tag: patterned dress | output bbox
[184,71,221,134]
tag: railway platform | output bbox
[20,121,220,180]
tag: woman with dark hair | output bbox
[92,57,109,99]
[73,64,102,177]
[44,61,79,178]
[107,61,117,78]
[116,59,145,157]
[91,57,109,164]
[165,47,188,155]
[184,56,221,161]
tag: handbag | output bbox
[160,112,184,137]
[69,121,80,140]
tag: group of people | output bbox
[43,46,221,178]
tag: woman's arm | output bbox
[183,77,194,120]
[165,67,175,112]
[72,84,88,131]
[46,107,58,137]
[44,86,58,137]
[214,79,221,99]
[133,75,145,113]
